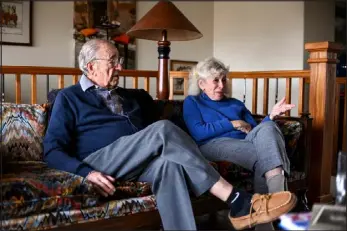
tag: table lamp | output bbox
[127,0,202,99]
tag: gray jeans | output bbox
[83,120,220,230]
[200,121,290,194]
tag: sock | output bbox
[253,173,285,230]
[227,188,253,217]
[266,173,285,193]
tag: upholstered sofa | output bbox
[0,93,311,230]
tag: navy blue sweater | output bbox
[183,93,271,146]
[43,83,157,177]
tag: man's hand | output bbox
[86,171,116,197]
[269,97,295,120]
[231,120,252,134]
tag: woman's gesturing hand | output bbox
[231,120,252,134]
[269,97,295,120]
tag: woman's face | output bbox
[199,74,227,101]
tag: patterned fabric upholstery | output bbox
[1,103,48,163]
[0,91,308,230]
[1,162,152,220]
[1,162,155,230]
[1,195,156,230]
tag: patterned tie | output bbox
[93,88,124,114]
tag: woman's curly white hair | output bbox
[187,57,231,96]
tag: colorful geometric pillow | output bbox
[1,103,48,162]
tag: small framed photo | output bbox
[170,60,198,95]
[0,1,33,46]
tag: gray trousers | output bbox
[83,120,220,230]
[200,121,290,194]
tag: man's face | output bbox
[87,43,122,88]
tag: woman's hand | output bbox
[231,120,252,134]
[269,97,295,120]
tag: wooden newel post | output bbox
[157,30,170,100]
[304,41,343,204]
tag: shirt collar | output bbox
[80,74,96,92]
[80,74,119,92]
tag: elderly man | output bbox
[43,39,296,230]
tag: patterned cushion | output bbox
[1,103,48,163]
[1,162,152,220]
[47,89,61,105]
[46,89,62,121]
[2,194,156,230]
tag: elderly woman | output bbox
[183,57,295,230]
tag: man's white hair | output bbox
[187,57,231,96]
[78,39,116,74]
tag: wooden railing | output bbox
[170,70,310,116]
[0,66,158,104]
[1,67,343,142]
[2,66,310,117]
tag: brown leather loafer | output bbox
[229,191,297,230]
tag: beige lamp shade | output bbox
[127,0,203,41]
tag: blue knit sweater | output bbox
[183,93,271,146]
[43,83,156,177]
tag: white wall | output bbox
[304,1,336,69]
[3,1,74,104]
[213,1,305,115]
[302,1,336,113]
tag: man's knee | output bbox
[152,120,178,132]
[153,119,175,127]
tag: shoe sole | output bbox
[230,193,298,230]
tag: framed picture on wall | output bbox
[170,60,198,95]
[0,1,33,46]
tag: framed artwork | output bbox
[0,1,33,46]
[73,0,137,70]
[170,60,198,95]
